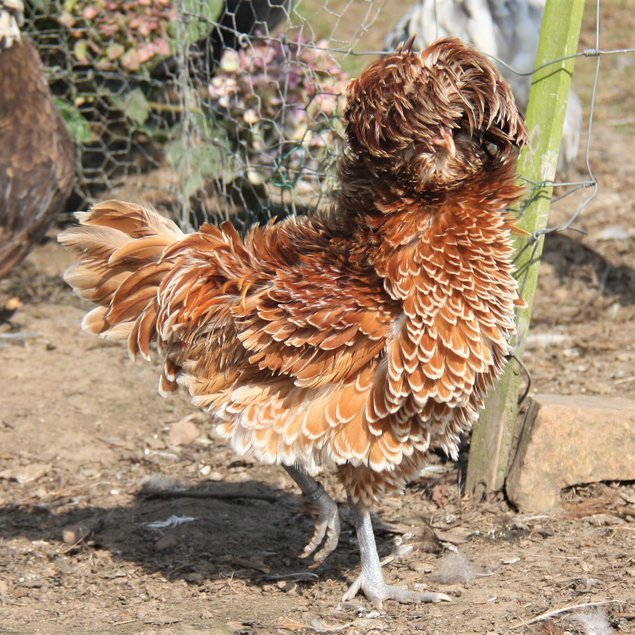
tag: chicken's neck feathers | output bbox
[338,156,524,273]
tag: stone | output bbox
[168,415,199,446]
[505,394,635,511]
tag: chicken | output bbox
[385,0,581,174]
[0,0,75,280]
[60,38,527,604]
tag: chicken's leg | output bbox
[284,465,341,565]
[343,496,451,606]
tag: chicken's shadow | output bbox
[0,480,396,590]
[541,232,635,306]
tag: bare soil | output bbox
[1,4,635,634]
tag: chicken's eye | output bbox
[485,141,499,157]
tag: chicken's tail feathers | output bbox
[72,199,184,240]
[58,200,183,363]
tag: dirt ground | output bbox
[1,5,635,635]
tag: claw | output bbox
[300,491,341,565]
[284,466,342,566]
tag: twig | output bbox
[110,619,138,626]
[146,101,200,114]
[613,375,635,386]
[0,331,40,340]
[140,487,280,503]
[512,600,619,628]
[260,571,319,582]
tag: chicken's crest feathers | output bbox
[336,38,528,272]
[345,38,526,160]
[383,0,581,174]
[396,34,417,54]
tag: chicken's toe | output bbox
[300,489,341,565]
[284,465,341,565]
[345,496,451,606]
[342,575,451,607]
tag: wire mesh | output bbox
[23,0,634,242]
[23,0,388,232]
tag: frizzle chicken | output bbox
[60,38,527,604]
[0,0,75,280]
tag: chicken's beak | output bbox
[431,127,456,157]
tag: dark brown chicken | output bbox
[60,38,527,604]
[0,0,75,279]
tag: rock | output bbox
[168,415,199,446]
[62,515,104,544]
[506,394,635,511]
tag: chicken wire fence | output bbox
[24,0,633,245]
[24,0,384,233]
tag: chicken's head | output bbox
[0,0,23,50]
[344,37,527,194]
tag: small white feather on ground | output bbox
[572,609,614,635]
[433,552,490,584]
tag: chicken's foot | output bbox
[284,465,341,566]
[343,496,451,607]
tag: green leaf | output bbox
[166,138,224,196]
[106,43,125,61]
[180,0,224,45]
[53,98,93,144]
[331,118,346,140]
[30,0,58,13]
[73,39,89,63]
[109,88,151,125]
[63,0,80,13]
[165,112,241,193]
[136,124,170,143]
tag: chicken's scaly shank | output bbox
[60,38,527,605]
